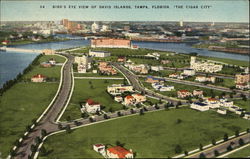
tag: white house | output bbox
[195,76,216,83]
[152,83,174,91]
[89,50,111,57]
[81,99,101,113]
[183,69,196,76]
[228,106,239,112]
[217,108,227,115]
[206,98,220,108]
[114,96,123,103]
[93,144,106,154]
[190,102,210,111]
[190,56,223,73]
[151,66,164,72]
[107,84,134,95]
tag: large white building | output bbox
[107,84,134,95]
[89,50,111,57]
[81,99,101,113]
[74,56,92,73]
[183,68,196,76]
[190,56,223,73]
[91,22,99,33]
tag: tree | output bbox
[116,140,125,147]
[139,109,144,115]
[214,150,219,157]
[199,153,206,158]
[227,145,232,151]
[65,125,71,133]
[235,130,240,137]
[184,150,188,156]
[10,149,16,156]
[35,136,41,144]
[164,103,169,110]
[81,112,89,119]
[117,111,122,116]
[175,145,182,154]
[58,123,63,130]
[177,101,182,106]
[176,119,182,124]
[211,139,216,145]
[130,109,135,114]
[247,128,250,133]
[104,114,109,119]
[30,144,36,153]
[41,129,47,138]
[26,125,31,132]
[40,146,47,156]
[238,138,245,146]
[66,115,71,122]
[199,144,203,150]
[224,133,228,141]
[109,107,114,113]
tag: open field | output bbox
[0,83,58,158]
[197,56,249,67]
[226,145,250,158]
[40,108,250,158]
[233,99,250,112]
[74,72,124,78]
[22,55,65,80]
[60,79,125,121]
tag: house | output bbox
[217,108,227,115]
[183,69,196,76]
[107,84,134,95]
[206,98,220,108]
[48,58,56,65]
[106,146,133,159]
[2,40,9,45]
[42,49,55,55]
[151,66,164,72]
[243,112,250,120]
[161,60,170,64]
[190,102,210,111]
[99,62,117,75]
[40,62,52,68]
[132,94,146,103]
[126,64,149,74]
[193,89,203,97]
[152,83,174,91]
[228,106,239,112]
[78,64,87,73]
[93,144,106,154]
[81,99,101,113]
[235,73,249,84]
[31,74,46,82]
[169,73,179,78]
[177,90,192,98]
[114,96,123,103]
[117,56,126,62]
[195,76,216,83]
[236,83,250,90]
[235,108,245,115]
[146,76,164,83]
[89,50,111,57]
[221,100,234,107]
[124,95,136,106]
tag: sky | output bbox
[0,0,249,22]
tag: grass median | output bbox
[40,108,250,158]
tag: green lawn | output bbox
[74,72,124,78]
[40,108,250,158]
[22,55,66,80]
[60,79,125,121]
[233,99,250,112]
[226,145,250,158]
[0,83,58,158]
[197,56,249,67]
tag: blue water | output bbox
[0,38,249,88]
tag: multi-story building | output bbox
[91,38,131,48]
[235,73,249,84]
[190,56,223,73]
[193,89,203,97]
[89,50,111,57]
[190,102,210,111]
[177,90,192,98]
[195,76,216,83]
[81,99,101,114]
[125,64,149,74]
[74,56,92,73]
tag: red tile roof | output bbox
[179,90,189,93]
[208,98,218,101]
[86,99,99,105]
[107,146,132,158]
[32,74,46,78]
[125,95,134,99]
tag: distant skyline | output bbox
[1,0,249,22]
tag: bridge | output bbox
[0,47,43,54]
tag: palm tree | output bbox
[238,138,245,146]
[41,129,47,138]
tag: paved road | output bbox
[188,133,250,158]
[112,63,187,105]
[15,54,74,159]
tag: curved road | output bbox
[15,54,74,159]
